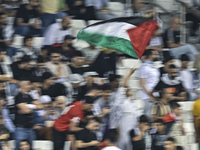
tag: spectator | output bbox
[32,55,50,81]
[59,35,77,63]
[1,81,16,134]
[180,54,199,101]
[37,96,58,126]
[117,68,140,150]
[81,44,101,65]
[45,48,71,79]
[139,49,160,119]
[66,0,96,21]
[11,55,33,81]
[151,119,168,150]
[76,117,101,150]
[151,64,187,102]
[102,129,121,150]
[42,16,71,46]
[108,74,122,130]
[69,51,86,75]
[14,0,42,36]
[0,92,10,150]
[54,96,68,116]
[163,17,199,61]
[163,102,185,147]
[192,97,200,143]
[151,88,172,121]
[13,35,41,62]
[67,73,85,103]
[164,137,183,150]
[94,0,116,20]
[159,56,174,78]
[93,83,111,141]
[130,115,150,150]
[123,0,155,17]
[0,12,14,46]
[19,140,32,150]
[41,72,66,99]
[40,0,58,33]
[54,35,76,63]
[14,80,43,150]
[53,96,94,150]
[0,12,17,59]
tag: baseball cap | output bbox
[64,35,76,40]
[69,74,85,84]
[40,95,51,104]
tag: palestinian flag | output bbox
[77,17,158,59]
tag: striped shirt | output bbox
[151,101,172,117]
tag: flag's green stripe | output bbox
[77,31,139,59]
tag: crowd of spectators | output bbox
[0,0,200,150]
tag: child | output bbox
[163,102,185,147]
[151,119,168,150]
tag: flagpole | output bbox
[133,59,140,68]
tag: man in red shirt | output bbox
[53,96,95,150]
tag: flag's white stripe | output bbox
[83,22,136,41]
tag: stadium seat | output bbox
[71,19,86,37]
[73,39,89,50]
[178,101,194,123]
[128,79,140,89]
[122,59,142,68]
[109,2,124,17]
[12,35,24,48]
[88,20,103,25]
[154,0,178,13]
[184,123,195,133]
[33,37,44,49]
[33,141,53,150]
[64,141,71,150]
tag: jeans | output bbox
[6,47,17,59]
[15,26,42,36]
[41,13,56,35]
[170,44,199,61]
[14,127,36,150]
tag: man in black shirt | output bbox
[151,64,187,102]
[69,51,87,75]
[14,80,43,150]
[14,0,41,36]
[130,115,150,150]
[11,55,33,81]
[41,72,66,100]
[164,137,183,150]
[163,17,198,61]
[76,117,101,150]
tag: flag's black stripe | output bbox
[86,17,151,28]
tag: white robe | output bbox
[116,88,140,150]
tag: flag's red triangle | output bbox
[127,20,158,59]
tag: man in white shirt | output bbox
[43,16,71,46]
[139,49,160,119]
[180,54,199,101]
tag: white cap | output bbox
[40,95,51,104]
[69,74,85,84]
[83,72,99,78]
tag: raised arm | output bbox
[122,68,136,87]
